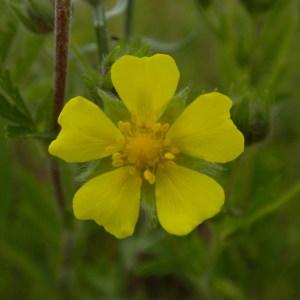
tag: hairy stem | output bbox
[125,0,134,41]
[53,0,71,132]
[51,0,71,212]
[52,1,73,299]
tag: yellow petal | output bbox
[73,167,141,239]
[167,92,244,163]
[111,54,179,125]
[49,96,123,163]
[156,162,224,235]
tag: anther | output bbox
[112,152,123,161]
[112,159,124,167]
[105,145,117,154]
[118,121,132,134]
[144,169,156,184]
[151,123,162,133]
[164,152,175,160]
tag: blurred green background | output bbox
[1,0,300,299]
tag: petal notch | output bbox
[49,96,123,162]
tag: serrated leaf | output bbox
[160,86,190,123]
[175,154,224,176]
[75,157,114,183]
[6,125,53,140]
[82,75,103,106]
[0,70,30,115]
[98,88,130,123]
[0,94,31,125]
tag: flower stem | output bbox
[125,0,134,41]
[91,0,109,65]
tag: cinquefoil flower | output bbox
[49,54,244,238]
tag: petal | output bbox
[167,92,244,163]
[111,54,179,125]
[156,162,224,235]
[49,96,123,163]
[73,167,141,239]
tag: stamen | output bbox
[105,145,118,154]
[151,123,162,133]
[118,121,132,134]
[112,152,123,161]
[164,152,175,160]
[111,120,175,181]
[112,152,124,167]
[144,169,156,184]
[112,159,124,167]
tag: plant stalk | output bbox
[91,0,108,65]
[125,0,134,41]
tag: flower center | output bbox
[110,121,178,185]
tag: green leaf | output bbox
[75,157,115,183]
[35,90,53,131]
[102,39,151,70]
[6,125,53,140]
[0,70,30,116]
[0,20,18,65]
[160,86,190,124]
[98,88,130,123]
[175,154,224,176]
[0,94,30,125]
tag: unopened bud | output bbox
[232,97,269,146]
[195,0,213,9]
[240,0,274,14]
[11,0,54,35]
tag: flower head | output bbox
[49,54,244,238]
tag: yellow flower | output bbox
[49,54,244,238]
